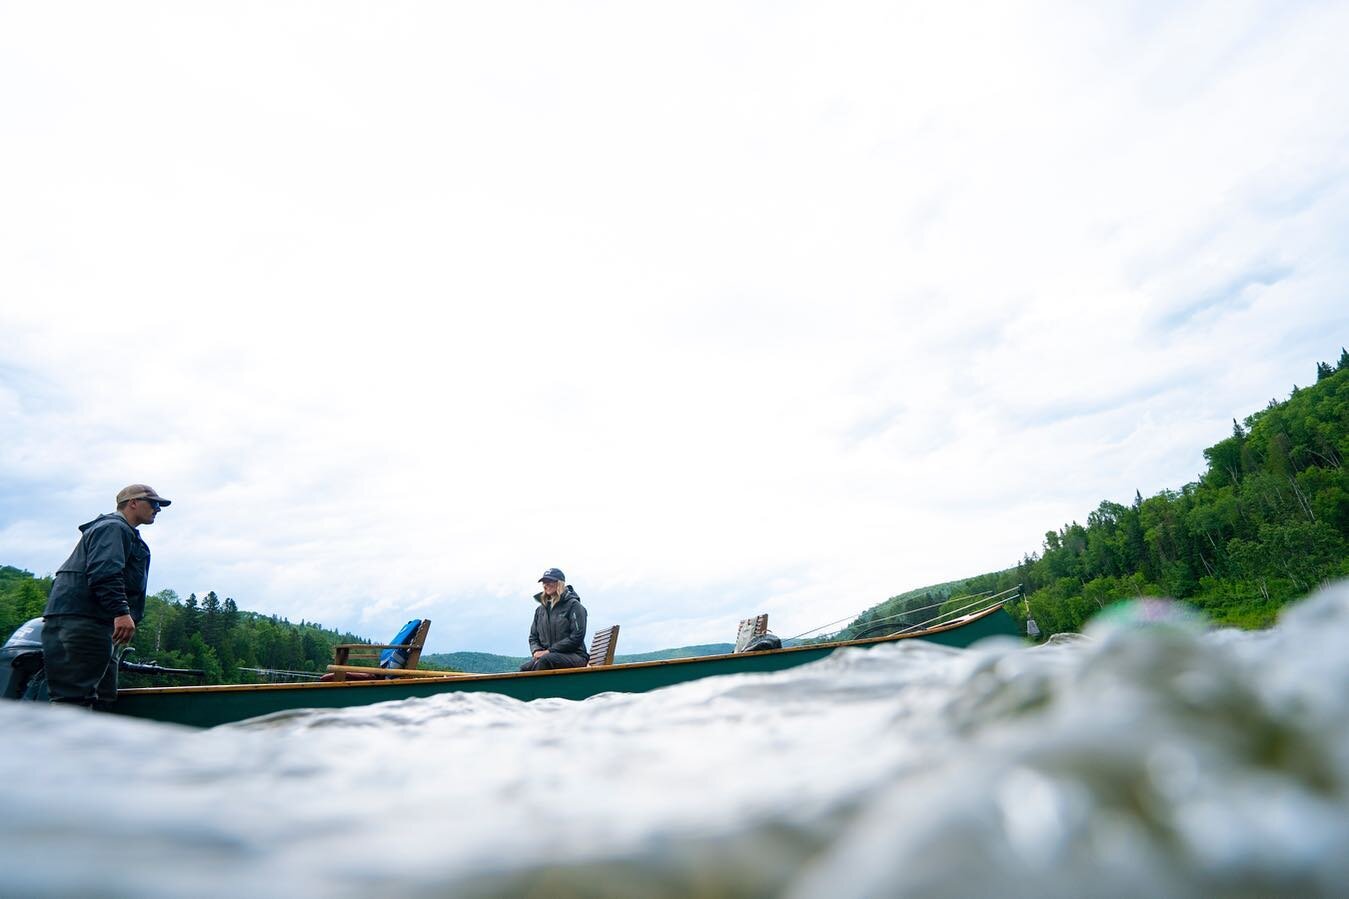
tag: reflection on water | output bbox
[3,584,1348,898]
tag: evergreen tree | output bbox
[182,592,201,636]
[202,590,222,647]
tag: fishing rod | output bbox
[117,648,207,685]
[788,586,1020,642]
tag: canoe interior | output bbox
[110,604,1022,728]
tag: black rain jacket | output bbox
[44,513,151,623]
[527,586,588,656]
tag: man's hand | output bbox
[533,649,548,660]
[112,614,136,645]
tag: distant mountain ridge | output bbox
[421,642,735,674]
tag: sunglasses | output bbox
[142,499,162,512]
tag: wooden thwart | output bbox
[733,614,769,653]
[325,664,461,680]
[588,625,620,667]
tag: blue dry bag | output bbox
[379,619,423,669]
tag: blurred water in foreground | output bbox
[3,584,1348,898]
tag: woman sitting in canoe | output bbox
[518,567,589,671]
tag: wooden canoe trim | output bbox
[118,604,1007,697]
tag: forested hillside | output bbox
[421,650,528,674]
[842,352,1349,639]
[0,572,400,684]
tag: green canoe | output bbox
[108,602,1023,729]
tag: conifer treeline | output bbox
[848,352,1349,639]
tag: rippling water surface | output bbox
[4,584,1349,898]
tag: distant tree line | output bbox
[0,567,50,645]
[839,351,1349,640]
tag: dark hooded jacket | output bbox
[44,513,151,623]
[527,585,588,656]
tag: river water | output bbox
[3,583,1348,898]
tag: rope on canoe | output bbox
[787,584,1023,643]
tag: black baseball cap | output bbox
[538,567,566,583]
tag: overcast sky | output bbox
[2,1,1347,654]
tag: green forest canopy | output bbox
[4,351,1348,678]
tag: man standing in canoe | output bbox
[41,484,171,707]
[519,567,589,671]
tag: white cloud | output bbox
[3,1,1348,652]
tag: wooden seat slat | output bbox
[588,625,620,666]
[733,614,769,653]
[331,639,415,647]
[324,664,458,679]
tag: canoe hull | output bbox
[110,605,1021,728]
